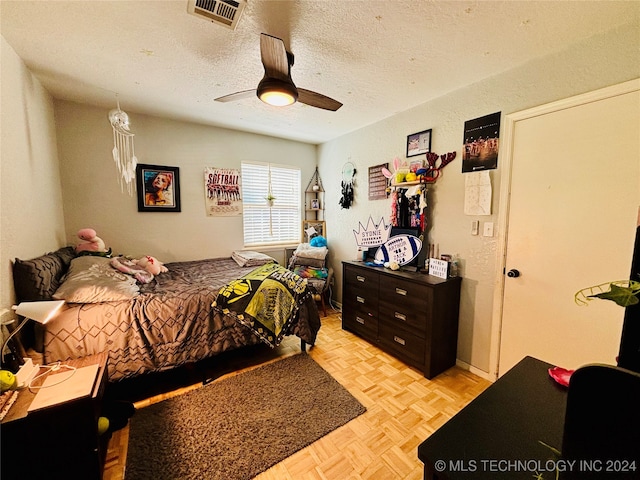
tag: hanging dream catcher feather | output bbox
[108,99,137,195]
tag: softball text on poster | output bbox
[204,168,242,216]
[462,112,501,173]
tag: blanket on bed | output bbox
[213,263,310,347]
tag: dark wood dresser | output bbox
[342,261,462,379]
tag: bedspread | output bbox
[213,263,311,347]
[43,258,321,381]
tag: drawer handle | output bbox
[395,288,407,296]
[356,275,366,282]
[393,336,406,346]
[394,312,406,321]
[356,316,365,325]
[356,296,365,303]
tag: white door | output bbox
[497,81,640,376]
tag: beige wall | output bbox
[319,21,640,376]
[1,37,66,311]
[54,100,317,264]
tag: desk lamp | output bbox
[1,300,64,387]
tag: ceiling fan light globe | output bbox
[257,78,298,107]
[260,90,296,106]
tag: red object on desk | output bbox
[548,366,575,387]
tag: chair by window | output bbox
[288,244,332,316]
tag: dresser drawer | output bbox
[342,309,378,339]
[378,322,425,366]
[379,276,429,309]
[378,304,427,337]
[344,264,379,292]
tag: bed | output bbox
[12,247,321,381]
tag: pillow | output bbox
[54,246,77,267]
[13,248,73,302]
[292,243,328,260]
[231,250,276,267]
[53,256,139,303]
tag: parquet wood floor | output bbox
[102,310,490,480]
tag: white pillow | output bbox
[53,256,139,303]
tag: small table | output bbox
[1,352,109,480]
[417,356,568,479]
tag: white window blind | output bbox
[241,162,301,246]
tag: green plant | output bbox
[575,279,640,307]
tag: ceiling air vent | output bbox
[187,0,246,30]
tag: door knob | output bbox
[507,269,521,278]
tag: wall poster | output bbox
[204,167,242,216]
[462,111,501,172]
[368,163,389,200]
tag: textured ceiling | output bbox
[1,1,638,144]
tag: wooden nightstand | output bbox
[1,352,109,480]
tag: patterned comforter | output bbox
[43,258,321,381]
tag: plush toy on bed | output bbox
[110,255,167,284]
[135,255,168,275]
[75,228,112,257]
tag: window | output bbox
[241,162,301,246]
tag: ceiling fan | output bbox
[215,33,343,111]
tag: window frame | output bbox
[241,161,302,248]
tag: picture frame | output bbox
[136,164,181,212]
[302,220,326,242]
[406,129,432,158]
[311,198,320,210]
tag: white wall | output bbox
[319,21,640,375]
[0,37,66,310]
[54,100,318,264]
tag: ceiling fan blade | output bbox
[260,33,290,81]
[297,89,343,111]
[214,89,256,103]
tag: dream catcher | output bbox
[339,162,356,209]
[108,97,138,195]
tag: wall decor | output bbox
[108,96,138,196]
[353,216,391,249]
[136,164,180,212]
[406,129,432,157]
[368,164,389,200]
[302,220,326,241]
[462,111,501,172]
[339,162,356,209]
[204,167,242,217]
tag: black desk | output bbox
[418,356,568,479]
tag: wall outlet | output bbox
[483,222,494,237]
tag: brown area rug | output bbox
[125,354,366,480]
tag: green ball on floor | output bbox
[98,416,110,435]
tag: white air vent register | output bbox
[187,0,246,30]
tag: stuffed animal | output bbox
[134,255,168,275]
[310,235,327,248]
[76,228,107,253]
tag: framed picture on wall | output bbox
[406,129,432,157]
[136,164,181,212]
[302,220,326,242]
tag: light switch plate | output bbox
[483,222,494,237]
[471,220,479,235]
